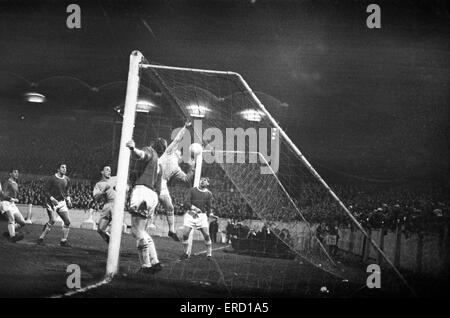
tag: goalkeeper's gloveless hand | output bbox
[126,140,135,150]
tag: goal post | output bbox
[105,51,142,279]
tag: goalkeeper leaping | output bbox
[158,121,195,241]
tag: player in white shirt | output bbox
[93,165,117,244]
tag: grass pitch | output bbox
[0,220,430,298]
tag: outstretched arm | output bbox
[126,140,153,160]
[165,121,191,154]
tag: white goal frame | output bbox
[106,51,142,278]
[105,51,415,297]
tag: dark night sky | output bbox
[0,0,448,179]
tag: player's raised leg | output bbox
[38,205,55,244]
[13,207,27,237]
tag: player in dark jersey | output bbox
[126,137,167,274]
[37,164,73,247]
[179,177,215,259]
[1,169,26,242]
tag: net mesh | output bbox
[140,66,342,268]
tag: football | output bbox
[189,143,203,156]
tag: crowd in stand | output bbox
[16,179,95,210]
[6,173,448,236]
[0,123,111,179]
[1,122,448,236]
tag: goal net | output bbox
[106,51,415,297]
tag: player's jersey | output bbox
[134,146,161,192]
[159,152,180,181]
[93,176,117,203]
[158,152,194,183]
[45,174,70,202]
[184,187,213,215]
[2,179,19,201]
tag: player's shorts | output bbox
[1,201,20,216]
[183,211,208,229]
[100,202,114,221]
[46,200,69,214]
[129,185,158,219]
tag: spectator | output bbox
[209,218,219,243]
[327,221,340,257]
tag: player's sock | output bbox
[167,214,175,233]
[205,239,212,257]
[182,240,189,256]
[8,223,15,237]
[39,223,52,239]
[186,236,193,256]
[147,236,159,264]
[62,225,70,241]
[137,238,151,268]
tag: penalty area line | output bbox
[193,244,230,256]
